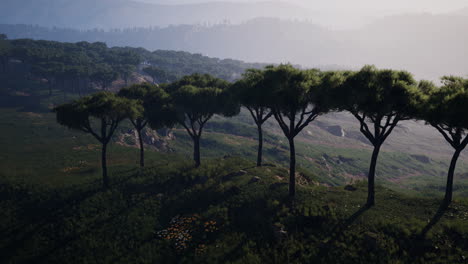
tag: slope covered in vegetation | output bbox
[2,144,468,263]
[1,36,468,263]
[0,107,466,263]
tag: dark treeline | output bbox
[140,50,266,82]
[0,35,141,98]
[54,64,468,211]
[0,33,266,91]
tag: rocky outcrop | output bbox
[117,127,175,152]
[315,121,346,137]
[325,125,346,137]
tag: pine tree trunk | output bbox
[62,78,66,101]
[444,149,462,207]
[102,142,109,189]
[288,137,296,199]
[48,80,52,96]
[77,78,82,97]
[366,143,381,207]
[137,128,145,167]
[194,136,201,167]
[0,58,5,73]
[256,123,263,167]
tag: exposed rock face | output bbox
[296,172,312,186]
[325,125,346,137]
[315,121,346,137]
[107,72,154,92]
[142,128,176,150]
[117,127,175,152]
[156,128,175,139]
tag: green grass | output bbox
[1,104,468,262]
[3,56,468,263]
[0,107,178,188]
[2,152,468,263]
[1,105,466,195]
[169,117,468,196]
[1,74,467,195]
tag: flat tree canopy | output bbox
[118,82,157,126]
[338,66,420,123]
[118,83,173,167]
[262,64,329,199]
[234,68,272,111]
[333,65,421,206]
[165,73,238,167]
[54,92,140,188]
[423,76,468,135]
[0,34,11,72]
[55,92,140,134]
[264,65,325,136]
[419,76,468,206]
[232,68,274,166]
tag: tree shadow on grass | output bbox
[0,161,283,263]
[4,166,163,263]
[1,167,138,235]
[314,205,371,261]
[405,202,450,258]
[0,168,144,263]
[24,191,158,264]
[419,203,448,238]
[0,188,103,263]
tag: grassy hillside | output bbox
[0,83,467,263]
[1,105,468,262]
[2,137,468,263]
[1,104,467,196]
[1,37,466,194]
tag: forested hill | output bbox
[140,49,266,81]
[0,36,266,89]
[0,36,267,115]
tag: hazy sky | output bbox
[135,0,468,29]
[138,0,468,14]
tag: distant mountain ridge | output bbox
[0,0,316,29]
[3,9,468,81]
[451,6,468,15]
